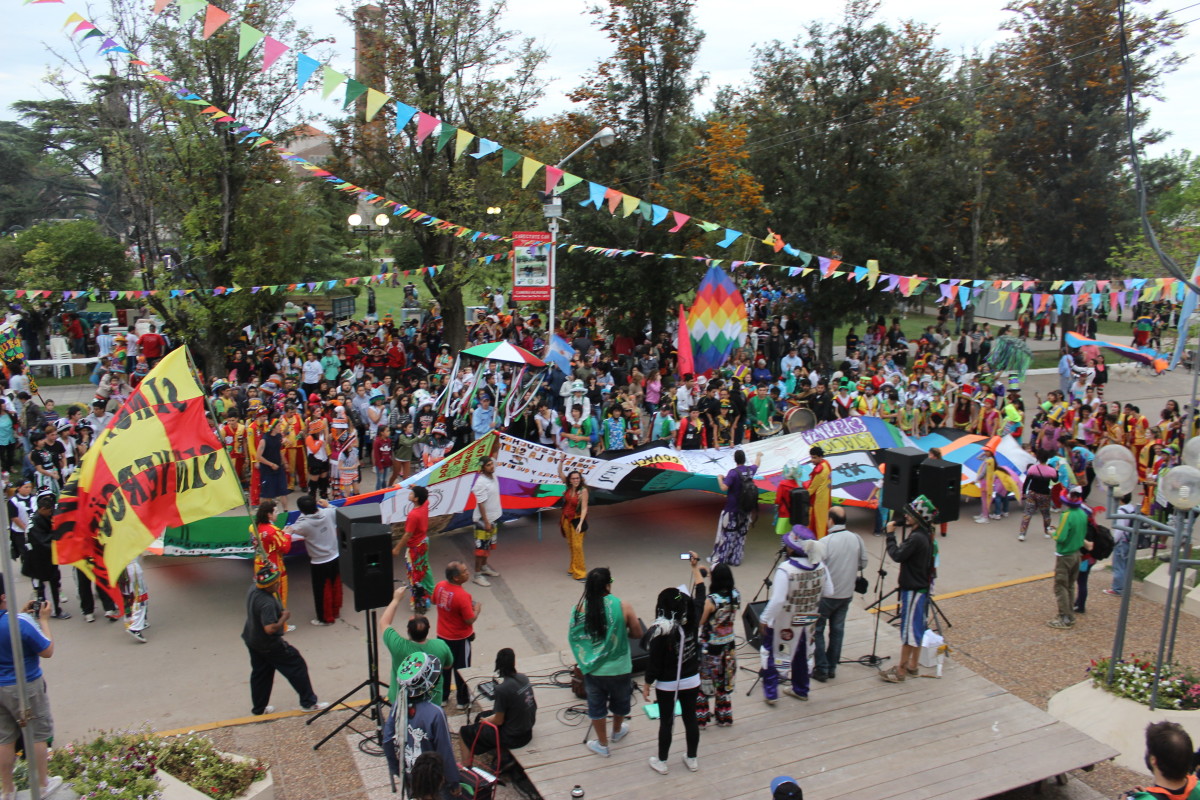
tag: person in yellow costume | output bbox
[804,445,832,539]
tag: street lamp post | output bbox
[1095,443,1200,709]
[347,212,393,270]
[543,126,616,337]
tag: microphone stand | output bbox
[852,519,904,669]
[742,546,788,696]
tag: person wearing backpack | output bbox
[710,449,762,566]
[1076,508,1113,615]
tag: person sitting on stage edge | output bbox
[1127,721,1198,800]
[459,647,538,760]
[879,495,937,683]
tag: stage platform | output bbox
[460,615,1117,800]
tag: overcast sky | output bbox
[2,0,1197,156]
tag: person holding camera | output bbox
[0,574,62,799]
[879,496,937,683]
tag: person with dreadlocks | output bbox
[386,651,461,795]
[642,554,707,775]
[758,525,831,704]
[568,566,643,759]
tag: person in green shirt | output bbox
[1048,488,1092,629]
[320,347,341,382]
[380,586,453,703]
[747,384,774,439]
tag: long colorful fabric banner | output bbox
[52,347,246,598]
[1063,331,1169,374]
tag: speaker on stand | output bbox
[917,458,963,523]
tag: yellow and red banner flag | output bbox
[53,348,244,596]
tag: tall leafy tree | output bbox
[37,0,352,370]
[735,0,971,361]
[982,0,1184,280]
[336,0,548,353]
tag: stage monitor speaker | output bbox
[878,447,927,512]
[742,601,768,650]
[336,504,383,539]
[917,458,963,523]
[338,522,394,612]
[628,618,649,674]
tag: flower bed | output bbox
[43,728,269,800]
[1089,654,1200,711]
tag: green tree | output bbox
[735,0,972,362]
[336,0,548,353]
[37,0,352,371]
[1109,149,1200,275]
[0,220,129,292]
[981,0,1185,280]
[0,119,95,233]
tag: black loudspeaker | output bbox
[629,618,649,674]
[917,458,963,523]
[335,504,383,536]
[788,487,810,527]
[742,601,768,650]
[337,522,394,612]
[878,447,927,512]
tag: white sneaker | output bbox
[479,564,500,577]
[974,517,990,524]
[611,722,630,743]
[989,513,1002,520]
[84,613,95,623]
[473,574,491,587]
[43,775,63,798]
[310,619,333,626]
[1018,534,1025,542]
[254,705,276,716]
[649,756,669,775]
[681,754,698,772]
[302,701,330,712]
[586,740,610,758]
[286,624,297,632]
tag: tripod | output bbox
[308,608,391,752]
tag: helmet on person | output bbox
[905,495,938,531]
[396,652,442,703]
[211,379,230,393]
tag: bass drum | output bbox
[784,406,817,433]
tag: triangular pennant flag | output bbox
[520,157,543,189]
[695,221,720,233]
[321,66,347,99]
[499,148,521,175]
[177,0,205,19]
[72,20,97,34]
[620,194,640,217]
[263,36,289,72]
[544,165,564,196]
[394,102,417,132]
[470,138,501,159]
[605,188,623,214]
[453,128,474,159]
[201,4,230,39]
[296,53,320,88]
[364,88,390,122]
[558,173,584,194]
[80,29,104,41]
[343,78,368,109]
[668,211,690,233]
[237,22,264,59]
[415,113,440,146]
[583,182,606,209]
[650,205,668,226]
[716,229,742,248]
[152,0,172,13]
[62,11,84,27]
[435,124,456,152]
[97,37,118,51]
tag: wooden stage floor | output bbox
[461,615,1117,800]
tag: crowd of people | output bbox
[0,282,1193,796]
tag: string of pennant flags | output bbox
[26,0,1190,314]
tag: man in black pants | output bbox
[241,562,329,716]
[458,648,537,760]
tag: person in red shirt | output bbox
[138,324,166,363]
[433,562,481,709]
[386,341,406,379]
[391,485,433,612]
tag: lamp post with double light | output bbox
[1095,442,1200,708]
[542,126,616,337]
[347,212,395,270]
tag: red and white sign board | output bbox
[511,231,552,302]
